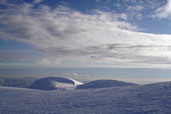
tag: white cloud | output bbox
[36,58,61,66]
[34,0,43,4]
[127,5,143,11]
[1,2,171,68]
[154,0,171,18]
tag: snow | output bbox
[68,78,83,85]
[76,79,136,89]
[1,81,171,113]
[28,77,82,90]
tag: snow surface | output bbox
[28,77,83,90]
[76,79,136,89]
[1,81,171,113]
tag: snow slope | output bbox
[28,77,82,90]
[76,79,136,89]
[1,81,171,113]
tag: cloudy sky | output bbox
[0,0,171,69]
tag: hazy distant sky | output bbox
[1,0,171,68]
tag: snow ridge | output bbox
[76,79,136,89]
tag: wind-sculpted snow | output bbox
[28,77,82,90]
[1,82,171,114]
[76,79,136,89]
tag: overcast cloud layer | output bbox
[1,1,171,68]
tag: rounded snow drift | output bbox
[76,80,136,89]
[29,77,82,90]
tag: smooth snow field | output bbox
[1,82,171,114]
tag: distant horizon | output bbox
[1,67,171,84]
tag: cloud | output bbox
[62,72,93,80]
[127,5,143,11]
[100,0,165,20]
[34,0,43,4]
[0,49,43,63]
[1,2,171,68]
[154,0,171,18]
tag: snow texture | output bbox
[1,81,171,113]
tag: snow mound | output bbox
[76,79,136,89]
[28,77,82,90]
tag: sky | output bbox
[1,0,171,83]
